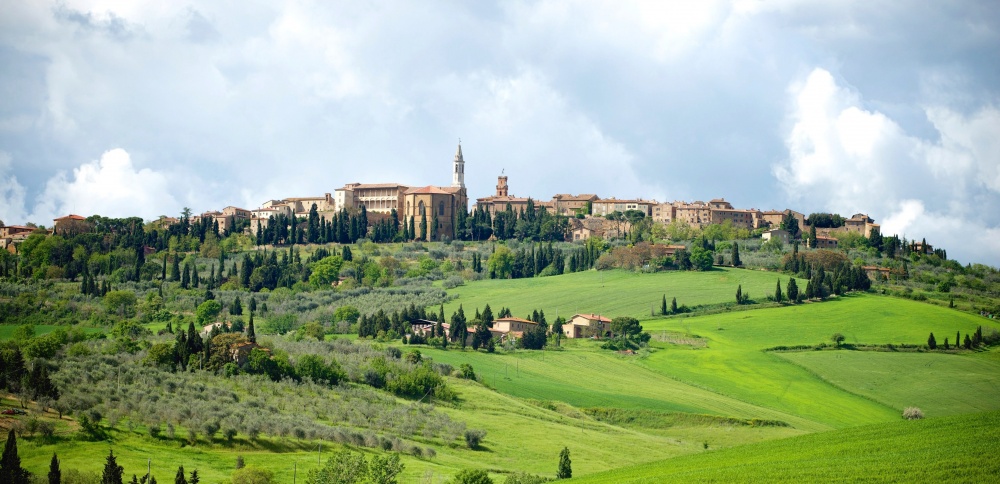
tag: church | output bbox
[401,143,469,241]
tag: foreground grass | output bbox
[440,267,802,321]
[570,410,1000,483]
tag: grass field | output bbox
[570,410,1000,483]
[779,351,1000,418]
[638,294,1000,428]
[438,267,802,321]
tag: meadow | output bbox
[438,267,802,321]
[570,409,1000,483]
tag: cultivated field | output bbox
[439,267,803,321]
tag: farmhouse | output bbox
[562,314,612,338]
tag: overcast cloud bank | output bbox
[0,1,997,264]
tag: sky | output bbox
[0,1,998,265]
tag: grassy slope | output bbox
[570,411,1000,483]
[439,268,802,321]
[418,343,823,431]
[14,378,733,482]
[639,294,1000,428]
[779,350,1000,417]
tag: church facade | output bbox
[402,143,469,241]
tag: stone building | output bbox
[335,183,411,215]
[401,143,469,241]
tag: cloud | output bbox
[774,67,1000,265]
[0,152,28,225]
[29,148,180,223]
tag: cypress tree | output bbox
[731,243,741,267]
[927,332,937,349]
[964,334,973,349]
[247,314,256,344]
[0,429,29,484]
[171,253,180,281]
[787,278,799,302]
[181,263,190,289]
[671,297,678,314]
[775,279,783,302]
[661,295,668,316]
[174,465,187,484]
[557,447,572,479]
[102,449,124,484]
[736,285,743,305]
[48,452,60,484]
[189,469,199,484]
[419,214,428,241]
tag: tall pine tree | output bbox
[0,429,29,484]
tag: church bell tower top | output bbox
[452,140,465,188]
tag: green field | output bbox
[779,351,1000,417]
[439,267,802,321]
[570,410,1000,483]
[638,294,1000,428]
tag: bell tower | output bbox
[496,174,508,197]
[452,140,465,188]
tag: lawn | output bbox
[570,410,1000,483]
[437,267,802,321]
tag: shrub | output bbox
[450,468,493,484]
[464,429,487,449]
[902,407,924,420]
[458,363,476,380]
[231,466,275,484]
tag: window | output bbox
[418,201,425,216]
[439,201,445,216]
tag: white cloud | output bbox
[0,152,28,225]
[774,67,1000,265]
[29,148,179,223]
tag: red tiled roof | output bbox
[406,186,455,195]
[54,214,86,221]
[574,314,612,323]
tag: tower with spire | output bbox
[452,140,465,188]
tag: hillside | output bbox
[570,410,1000,483]
[439,267,803,321]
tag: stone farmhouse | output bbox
[562,314,612,338]
[52,214,91,236]
[843,213,880,238]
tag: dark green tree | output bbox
[0,429,29,484]
[188,469,199,484]
[419,214,428,241]
[557,447,572,479]
[342,245,353,262]
[927,332,937,350]
[787,278,799,302]
[671,297,678,314]
[48,453,60,484]
[247,314,256,344]
[174,465,187,484]
[170,253,180,281]
[102,449,124,484]
[661,294,668,315]
[736,285,743,305]
[181,263,191,289]
[231,296,243,316]
[774,279,783,302]
[731,243,741,266]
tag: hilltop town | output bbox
[0,143,900,255]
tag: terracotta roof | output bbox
[573,314,612,323]
[54,214,86,221]
[348,183,410,190]
[494,317,537,324]
[406,186,455,195]
[224,206,250,212]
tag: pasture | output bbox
[570,410,1000,483]
[438,267,802,321]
